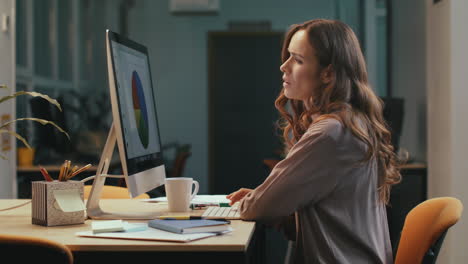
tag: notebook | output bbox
[148,219,230,234]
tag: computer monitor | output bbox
[86,30,166,219]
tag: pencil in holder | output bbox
[31,180,85,226]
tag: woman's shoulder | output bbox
[306,117,344,139]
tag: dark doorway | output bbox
[208,32,283,194]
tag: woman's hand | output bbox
[226,188,253,205]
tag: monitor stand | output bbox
[86,123,161,220]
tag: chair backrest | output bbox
[84,185,150,199]
[0,234,73,263]
[170,149,191,178]
[394,197,463,264]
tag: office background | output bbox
[0,0,466,263]
[9,0,405,194]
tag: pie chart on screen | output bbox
[131,70,149,148]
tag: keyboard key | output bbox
[202,206,241,220]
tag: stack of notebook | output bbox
[148,219,230,234]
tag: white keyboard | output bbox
[202,206,241,219]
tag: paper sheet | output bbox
[76,227,232,243]
[53,189,86,212]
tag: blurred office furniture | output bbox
[394,197,463,264]
[83,185,149,199]
[0,234,73,264]
[17,91,112,198]
[29,91,111,163]
[165,143,192,179]
[380,97,404,151]
[387,163,427,248]
[29,96,71,164]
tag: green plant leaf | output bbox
[0,129,32,149]
[0,118,70,140]
[0,91,62,111]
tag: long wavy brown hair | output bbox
[275,19,402,204]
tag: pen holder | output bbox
[31,180,85,226]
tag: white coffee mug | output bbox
[165,177,199,212]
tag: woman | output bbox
[227,19,401,264]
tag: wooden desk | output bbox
[0,199,264,264]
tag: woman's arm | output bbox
[227,188,253,205]
[239,121,343,222]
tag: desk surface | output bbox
[400,163,426,169]
[0,199,256,252]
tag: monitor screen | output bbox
[109,34,163,174]
[107,30,165,197]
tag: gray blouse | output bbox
[239,118,393,264]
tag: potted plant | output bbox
[0,84,69,161]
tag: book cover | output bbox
[148,219,230,234]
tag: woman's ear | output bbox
[320,65,335,85]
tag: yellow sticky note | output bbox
[53,189,86,212]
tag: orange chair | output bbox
[0,234,73,263]
[394,197,463,264]
[84,185,150,199]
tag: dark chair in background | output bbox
[167,143,192,178]
[0,234,73,264]
[380,97,404,152]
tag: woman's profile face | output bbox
[280,30,322,102]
